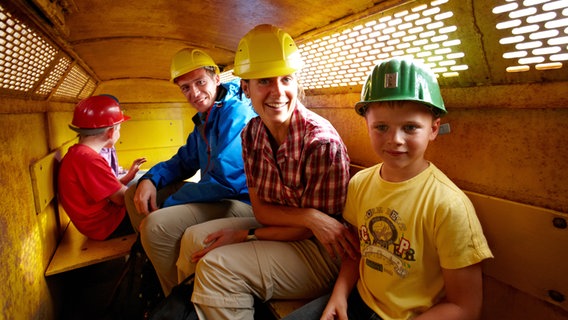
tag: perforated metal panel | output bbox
[0,4,57,92]
[52,64,90,99]
[1,0,567,98]
[218,0,567,89]
[35,56,71,96]
[296,0,568,89]
[298,0,466,89]
[493,0,568,72]
[0,3,97,100]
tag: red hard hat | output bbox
[70,95,130,130]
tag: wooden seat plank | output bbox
[45,222,137,276]
[465,191,568,311]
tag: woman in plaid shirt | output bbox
[175,24,359,320]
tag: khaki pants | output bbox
[125,184,253,295]
[180,217,341,320]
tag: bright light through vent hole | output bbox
[494,0,568,72]
[297,0,465,89]
[0,4,57,92]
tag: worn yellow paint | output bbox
[95,79,185,103]
[1,80,196,318]
[47,111,77,151]
[0,111,56,319]
[118,147,182,171]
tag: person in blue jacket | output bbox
[125,48,256,296]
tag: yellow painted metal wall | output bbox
[0,108,57,319]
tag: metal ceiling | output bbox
[28,0,380,81]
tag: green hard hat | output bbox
[355,58,446,117]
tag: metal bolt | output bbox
[552,217,567,229]
[548,290,565,303]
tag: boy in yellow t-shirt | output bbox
[285,58,493,320]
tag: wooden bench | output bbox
[30,149,137,277]
[45,221,136,276]
[266,164,568,318]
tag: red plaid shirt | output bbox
[242,103,350,216]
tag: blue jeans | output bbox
[282,289,382,320]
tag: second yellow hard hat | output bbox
[233,24,304,79]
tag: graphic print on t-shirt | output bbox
[359,206,415,279]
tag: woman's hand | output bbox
[190,228,247,262]
[310,215,359,260]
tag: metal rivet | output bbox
[552,217,567,229]
[548,290,565,303]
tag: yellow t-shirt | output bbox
[343,163,493,320]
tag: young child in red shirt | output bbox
[58,95,146,240]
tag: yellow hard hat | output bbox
[233,24,304,79]
[170,48,220,82]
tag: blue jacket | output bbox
[142,79,256,207]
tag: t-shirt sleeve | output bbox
[435,195,494,269]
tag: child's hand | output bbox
[119,157,147,186]
[129,157,147,174]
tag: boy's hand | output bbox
[320,295,348,320]
[119,157,147,185]
[129,157,147,174]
